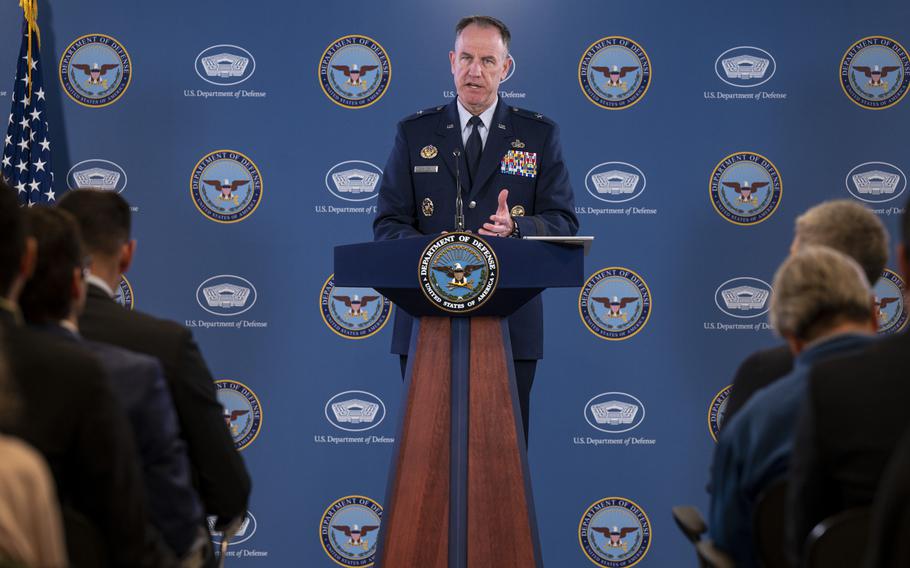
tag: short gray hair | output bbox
[770,245,872,341]
[794,200,888,284]
[455,16,511,51]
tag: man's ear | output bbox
[119,239,136,274]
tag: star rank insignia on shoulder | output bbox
[404,105,445,122]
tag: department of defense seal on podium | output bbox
[579,36,651,110]
[579,497,652,567]
[319,35,391,109]
[709,152,782,226]
[840,36,910,110]
[419,233,499,313]
[320,495,383,567]
[579,267,652,341]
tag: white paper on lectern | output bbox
[521,235,594,255]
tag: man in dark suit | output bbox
[865,424,910,568]
[0,183,173,567]
[373,15,578,440]
[723,200,888,422]
[58,189,251,532]
[787,201,910,565]
[20,206,207,563]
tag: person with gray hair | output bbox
[724,200,888,421]
[708,246,878,567]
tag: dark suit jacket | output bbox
[373,99,579,360]
[79,284,251,525]
[787,332,910,565]
[724,344,794,423]
[865,424,910,568]
[0,307,173,567]
[39,324,204,557]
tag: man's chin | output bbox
[457,91,494,111]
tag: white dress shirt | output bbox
[456,96,498,150]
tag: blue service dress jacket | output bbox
[373,99,579,359]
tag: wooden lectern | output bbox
[334,235,584,568]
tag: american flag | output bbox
[1,18,55,206]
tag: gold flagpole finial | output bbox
[19,0,41,98]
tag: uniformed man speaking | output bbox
[373,15,579,442]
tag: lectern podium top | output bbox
[334,234,585,317]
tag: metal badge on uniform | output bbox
[510,205,526,217]
[511,139,525,149]
[422,198,434,217]
[414,165,438,173]
[420,145,438,159]
[500,150,538,178]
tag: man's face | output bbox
[449,24,510,114]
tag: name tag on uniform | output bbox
[414,165,439,173]
[500,150,537,178]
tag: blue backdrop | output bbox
[2,1,908,565]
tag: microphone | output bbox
[453,149,465,232]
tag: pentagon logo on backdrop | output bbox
[579,497,652,567]
[190,150,263,223]
[874,269,908,335]
[579,36,651,110]
[319,35,391,109]
[709,385,733,442]
[59,34,131,107]
[714,277,773,319]
[195,44,256,86]
[113,274,134,310]
[845,161,907,204]
[325,391,387,432]
[585,162,647,203]
[66,159,128,193]
[584,392,646,434]
[208,511,257,547]
[196,275,257,317]
[840,36,910,109]
[709,152,782,225]
[714,46,777,88]
[215,379,262,451]
[418,233,499,313]
[325,160,383,202]
[320,274,392,339]
[320,495,383,567]
[579,267,652,341]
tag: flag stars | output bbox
[14,181,26,194]
[34,87,44,101]
[29,108,41,122]
[38,138,50,152]
[33,158,46,172]
[1,155,11,168]
[44,189,55,201]
[19,95,30,107]
[19,116,30,130]
[28,179,40,193]
[15,160,27,173]
[3,134,11,147]
[17,137,29,152]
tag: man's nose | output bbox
[468,61,482,76]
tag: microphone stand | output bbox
[453,149,465,232]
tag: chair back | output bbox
[753,478,787,567]
[672,506,709,568]
[803,507,870,568]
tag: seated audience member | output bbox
[20,207,207,564]
[0,340,67,568]
[709,246,877,567]
[58,189,251,530]
[724,200,888,422]
[0,182,173,567]
[787,203,910,565]
[865,424,910,568]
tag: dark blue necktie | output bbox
[465,115,483,186]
